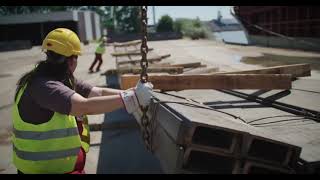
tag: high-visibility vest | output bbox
[77,115,90,153]
[12,83,90,174]
[95,43,106,54]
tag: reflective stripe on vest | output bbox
[13,144,80,161]
[13,127,79,140]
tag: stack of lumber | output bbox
[103,40,209,87]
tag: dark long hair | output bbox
[14,50,76,101]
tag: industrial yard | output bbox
[1,4,320,175]
[1,38,320,173]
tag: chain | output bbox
[140,6,149,83]
[139,6,153,152]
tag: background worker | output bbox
[88,36,107,73]
[12,28,153,174]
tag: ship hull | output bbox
[233,6,320,51]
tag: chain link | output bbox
[140,6,153,152]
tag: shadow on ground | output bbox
[96,108,163,174]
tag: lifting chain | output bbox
[139,6,153,152]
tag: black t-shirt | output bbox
[17,77,93,124]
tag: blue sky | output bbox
[147,6,234,25]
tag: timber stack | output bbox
[102,40,207,88]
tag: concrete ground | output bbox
[1,39,320,174]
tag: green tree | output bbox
[173,19,183,33]
[193,17,202,28]
[173,18,211,40]
[113,6,140,33]
[156,15,174,32]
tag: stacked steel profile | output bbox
[102,40,311,174]
[147,92,302,174]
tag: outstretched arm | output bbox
[70,81,153,123]
[88,87,123,97]
[70,92,124,116]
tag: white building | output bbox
[0,10,102,46]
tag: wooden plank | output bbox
[117,54,171,65]
[111,51,142,57]
[120,74,292,90]
[113,40,141,47]
[183,67,219,75]
[103,67,184,76]
[215,64,311,78]
[127,62,204,69]
[145,63,172,67]
[118,63,172,69]
[113,48,154,54]
[170,62,205,69]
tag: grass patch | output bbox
[241,53,320,71]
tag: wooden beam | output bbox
[183,67,219,75]
[111,52,142,57]
[131,62,204,69]
[103,67,184,76]
[118,63,172,69]
[117,54,171,65]
[170,62,205,69]
[148,63,172,67]
[120,74,292,90]
[214,64,311,78]
[113,48,154,54]
[113,40,141,47]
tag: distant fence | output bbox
[108,32,183,43]
[0,40,32,52]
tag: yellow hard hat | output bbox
[42,28,81,57]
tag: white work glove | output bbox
[135,81,153,107]
[120,81,153,124]
[119,88,140,114]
